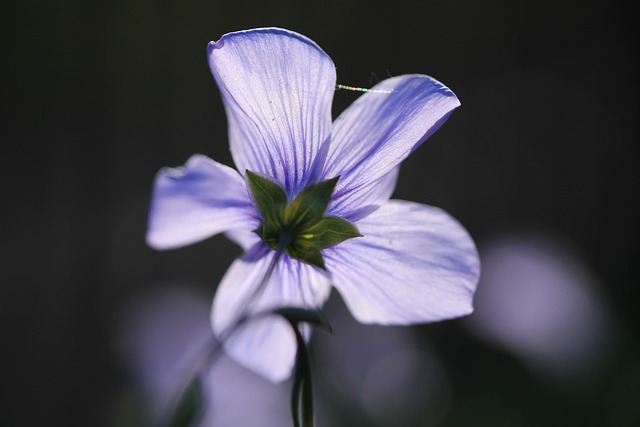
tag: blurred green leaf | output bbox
[166,376,203,427]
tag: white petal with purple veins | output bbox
[325,200,479,325]
[208,28,336,195]
[211,244,332,382]
[325,75,460,217]
[146,154,255,250]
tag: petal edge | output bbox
[325,200,479,325]
[325,75,460,216]
[146,154,255,250]
[208,28,336,195]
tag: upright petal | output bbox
[324,75,460,217]
[212,244,332,382]
[324,200,479,325]
[208,28,336,195]
[146,154,256,250]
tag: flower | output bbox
[147,27,480,382]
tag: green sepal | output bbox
[300,215,362,249]
[246,171,361,268]
[287,244,327,270]
[285,176,339,228]
[246,170,288,225]
[253,222,282,250]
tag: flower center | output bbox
[247,170,362,270]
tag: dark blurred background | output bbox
[3,0,638,426]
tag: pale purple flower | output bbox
[466,231,614,381]
[147,27,480,382]
[118,284,292,427]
